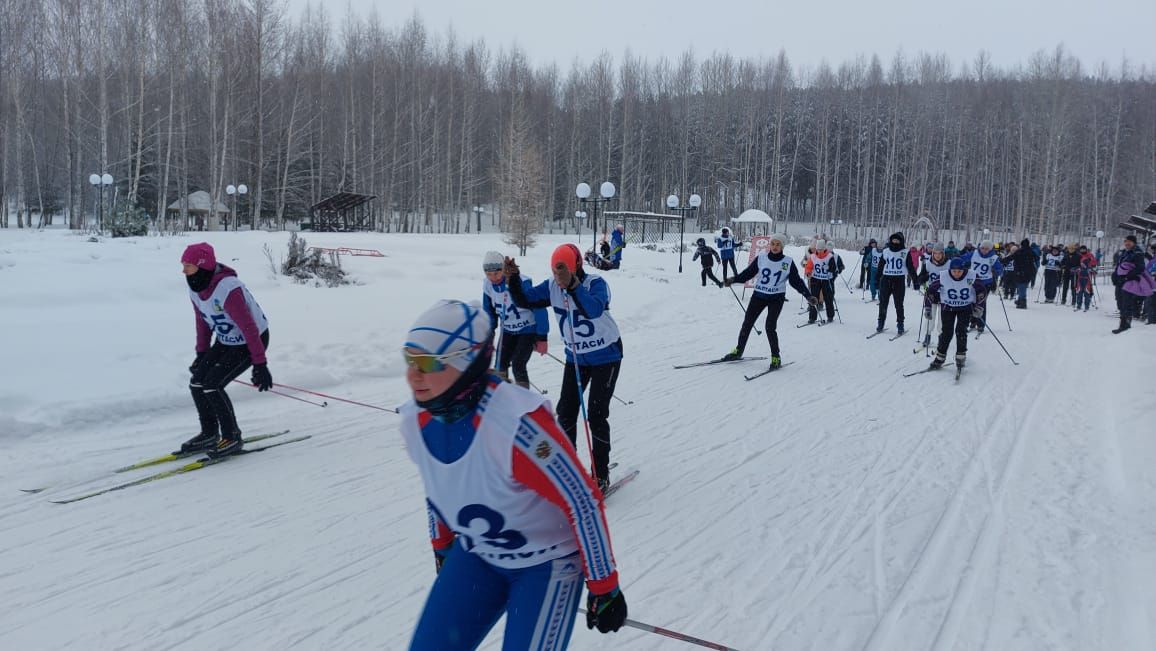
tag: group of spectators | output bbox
[858,234,1156,332]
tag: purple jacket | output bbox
[1117,261,1156,297]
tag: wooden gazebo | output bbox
[309,192,377,231]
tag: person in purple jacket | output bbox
[180,242,273,457]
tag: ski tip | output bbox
[20,487,47,494]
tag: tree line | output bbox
[1,0,1154,241]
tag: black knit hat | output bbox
[1125,234,1138,244]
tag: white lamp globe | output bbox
[576,183,591,199]
[666,195,679,209]
[238,184,248,195]
[575,210,583,218]
[226,185,237,195]
[688,194,702,208]
[89,174,100,185]
[101,173,113,185]
[1096,230,1104,238]
[600,181,616,199]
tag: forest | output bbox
[1,0,1154,240]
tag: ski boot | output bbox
[929,352,946,369]
[596,475,611,495]
[720,348,742,362]
[896,322,905,335]
[955,353,966,368]
[876,319,884,333]
[180,431,218,454]
[769,355,782,369]
[1112,317,1131,334]
[207,431,244,459]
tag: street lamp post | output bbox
[88,173,113,231]
[225,183,248,231]
[1096,229,1104,265]
[666,193,702,273]
[472,206,485,233]
[576,181,616,248]
[574,210,588,236]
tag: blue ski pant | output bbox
[410,545,584,651]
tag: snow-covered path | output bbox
[1,230,1153,649]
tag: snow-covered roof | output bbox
[731,209,773,223]
[166,191,229,214]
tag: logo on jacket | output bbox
[535,441,552,459]
[781,262,789,271]
[212,299,224,313]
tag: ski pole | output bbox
[560,295,599,481]
[546,352,633,406]
[914,295,926,348]
[828,280,843,324]
[578,609,743,650]
[728,284,762,335]
[271,383,399,413]
[976,316,1019,365]
[234,380,328,407]
[996,288,1013,331]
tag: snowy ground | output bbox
[1,228,1154,650]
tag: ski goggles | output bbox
[483,263,504,273]
[402,347,472,373]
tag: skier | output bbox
[720,233,815,368]
[1007,238,1037,308]
[693,237,724,287]
[179,242,272,458]
[1000,243,1020,300]
[1072,254,1096,312]
[916,242,951,348]
[804,239,838,323]
[926,257,981,370]
[608,224,625,269]
[961,239,1002,334]
[1042,244,1063,302]
[875,232,917,334]
[857,239,873,288]
[716,227,740,282]
[505,244,623,491]
[1060,244,1080,305]
[1111,234,1155,333]
[399,299,627,650]
[945,240,960,258]
[866,239,883,300]
[481,251,549,389]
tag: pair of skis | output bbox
[867,328,907,341]
[32,431,311,504]
[671,356,793,381]
[903,363,964,382]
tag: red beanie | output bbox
[550,243,583,273]
[181,242,217,270]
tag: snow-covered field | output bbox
[1,228,1154,650]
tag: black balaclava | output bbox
[416,342,494,423]
[888,232,905,252]
[186,266,215,293]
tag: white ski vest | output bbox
[188,276,268,346]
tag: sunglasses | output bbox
[402,347,472,373]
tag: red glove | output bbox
[534,340,548,356]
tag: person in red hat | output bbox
[504,243,623,491]
[180,242,273,457]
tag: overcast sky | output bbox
[292,0,1155,74]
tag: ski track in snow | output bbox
[1,229,1155,650]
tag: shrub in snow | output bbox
[109,205,150,238]
[280,232,348,287]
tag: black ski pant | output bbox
[701,265,722,287]
[1060,269,1074,303]
[808,278,835,322]
[720,257,738,283]
[877,275,906,327]
[1043,270,1061,301]
[735,293,786,356]
[555,342,622,482]
[497,331,536,388]
[970,286,991,330]
[190,330,269,439]
[937,306,971,357]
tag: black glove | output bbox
[586,588,627,633]
[251,363,273,392]
[189,352,206,374]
